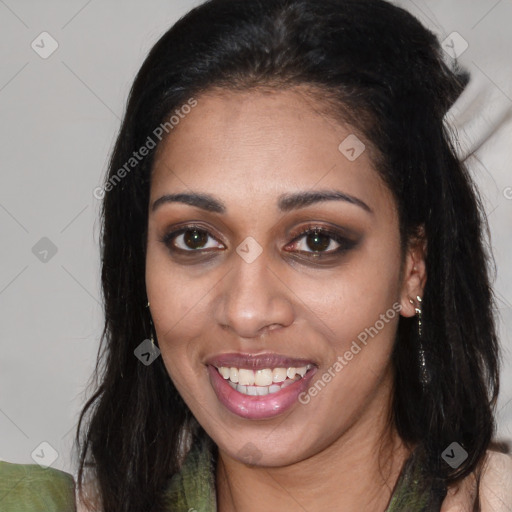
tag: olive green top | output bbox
[0,436,445,511]
[0,459,76,511]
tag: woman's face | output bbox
[146,88,418,466]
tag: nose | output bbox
[215,248,295,339]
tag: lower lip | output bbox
[207,365,317,420]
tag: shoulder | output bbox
[479,450,512,511]
[0,460,76,510]
[441,450,512,512]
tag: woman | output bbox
[1,0,510,510]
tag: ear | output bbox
[399,225,427,318]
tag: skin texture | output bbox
[441,451,512,512]
[144,87,430,511]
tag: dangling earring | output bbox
[409,295,430,386]
[146,300,156,347]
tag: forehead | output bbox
[150,88,391,216]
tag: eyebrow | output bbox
[151,189,373,214]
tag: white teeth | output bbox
[296,367,307,378]
[216,364,312,396]
[256,386,269,396]
[238,369,255,386]
[272,368,287,382]
[229,367,239,383]
[219,367,230,379]
[254,369,273,386]
[246,386,258,396]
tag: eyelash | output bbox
[160,223,356,259]
[285,225,354,256]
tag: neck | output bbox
[215,373,412,512]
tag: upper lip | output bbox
[205,352,317,370]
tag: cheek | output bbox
[300,234,402,346]
[296,237,402,406]
[298,296,400,447]
[145,243,211,381]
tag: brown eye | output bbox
[162,225,224,252]
[285,225,359,257]
[289,228,342,254]
[304,230,331,252]
[183,229,208,250]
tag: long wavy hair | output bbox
[75,0,500,510]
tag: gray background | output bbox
[0,0,511,477]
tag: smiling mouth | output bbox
[214,364,314,396]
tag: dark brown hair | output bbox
[75,1,500,510]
